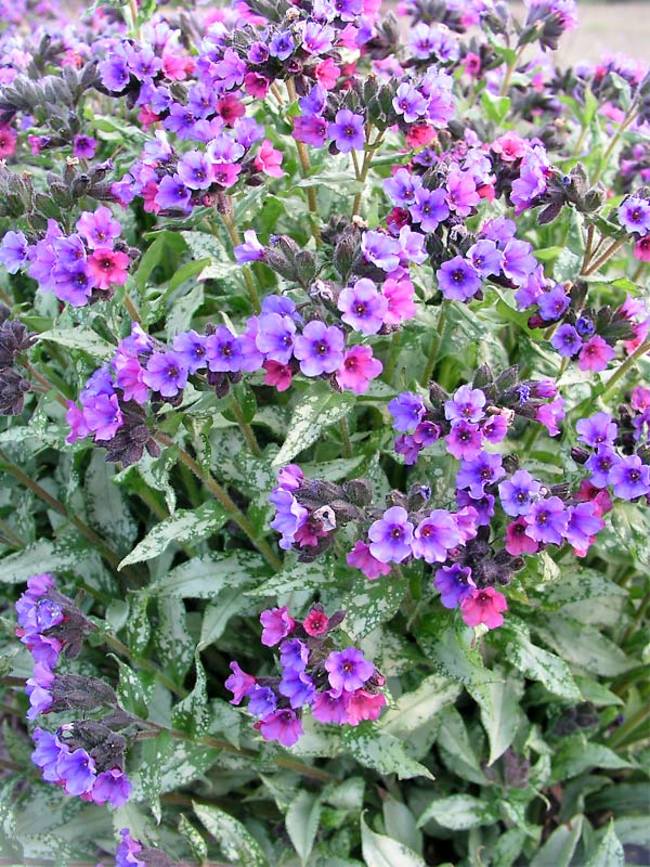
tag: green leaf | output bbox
[383,797,422,855]
[245,557,334,597]
[379,674,461,739]
[0,536,103,585]
[533,614,634,677]
[178,814,208,863]
[118,501,228,568]
[551,735,632,782]
[417,795,497,831]
[436,706,488,786]
[585,822,624,867]
[360,813,425,867]
[470,667,523,766]
[530,814,583,867]
[343,726,434,781]
[152,550,267,598]
[499,619,581,701]
[37,328,114,360]
[272,384,356,466]
[480,92,511,126]
[172,653,209,736]
[114,659,154,718]
[85,452,137,553]
[199,588,248,649]
[193,803,268,867]
[343,570,409,640]
[285,790,322,866]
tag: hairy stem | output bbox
[229,396,262,457]
[601,338,650,397]
[286,79,321,245]
[220,211,261,311]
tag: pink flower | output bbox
[162,52,190,81]
[244,72,270,98]
[405,123,436,149]
[225,661,256,704]
[346,690,386,725]
[460,587,508,629]
[303,607,329,637]
[492,132,528,162]
[65,401,90,444]
[260,606,295,646]
[257,709,303,747]
[382,276,416,325]
[505,517,539,556]
[255,140,284,178]
[0,125,17,159]
[87,249,130,290]
[578,335,616,372]
[336,345,383,394]
[535,396,565,437]
[464,52,481,77]
[634,236,650,262]
[315,58,340,90]
[346,540,391,580]
[263,360,293,391]
[631,385,650,411]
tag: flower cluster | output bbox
[389,367,563,466]
[226,606,386,746]
[16,573,132,808]
[0,206,134,307]
[0,307,34,415]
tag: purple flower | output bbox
[55,747,96,796]
[446,170,480,217]
[26,663,54,719]
[565,502,604,553]
[551,324,583,357]
[269,488,308,549]
[248,686,277,718]
[177,150,213,190]
[258,708,303,747]
[412,510,460,563]
[446,420,484,460]
[234,229,265,263]
[206,326,243,373]
[279,668,315,708]
[255,313,296,363]
[445,385,486,423]
[325,648,374,692]
[280,638,310,672]
[154,175,191,212]
[467,240,504,278]
[361,230,401,272]
[260,606,296,647]
[31,728,64,783]
[302,22,335,54]
[410,187,449,232]
[524,496,569,545]
[502,239,537,286]
[293,115,328,147]
[618,196,650,235]
[269,30,295,60]
[99,54,130,92]
[576,316,596,338]
[456,452,505,497]
[337,279,388,335]
[172,330,208,373]
[312,689,350,725]
[83,393,123,441]
[586,446,620,488]
[393,82,428,123]
[225,661,256,704]
[538,285,570,322]
[576,412,618,448]
[608,454,650,500]
[294,321,345,376]
[91,769,132,808]
[498,470,542,516]
[437,256,481,301]
[116,829,144,867]
[0,231,29,273]
[328,109,365,153]
[73,135,97,159]
[384,168,421,206]
[434,564,476,608]
[76,207,121,250]
[142,351,188,398]
[388,392,426,433]
[367,505,414,563]
[397,226,427,265]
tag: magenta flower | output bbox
[347,690,386,725]
[524,496,569,545]
[505,517,540,555]
[325,648,374,692]
[312,689,350,724]
[338,279,388,335]
[76,207,121,250]
[260,606,296,647]
[346,540,392,580]
[446,420,484,460]
[336,345,383,394]
[294,321,345,376]
[367,506,414,563]
[328,109,365,153]
[536,396,565,436]
[225,661,256,704]
[446,170,480,217]
[578,336,616,372]
[258,709,303,747]
[293,115,328,147]
[460,587,507,629]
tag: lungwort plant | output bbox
[0,0,649,864]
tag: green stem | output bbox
[352,130,383,218]
[22,360,69,409]
[420,304,447,387]
[621,588,650,645]
[582,237,626,276]
[286,78,321,245]
[499,45,526,97]
[339,417,353,459]
[229,396,262,457]
[593,106,639,185]
[383,331,402,384]
[157,434,282,571]
[220,211,261,311]
[601,338,650,398]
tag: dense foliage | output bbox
[0,0,649,864]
